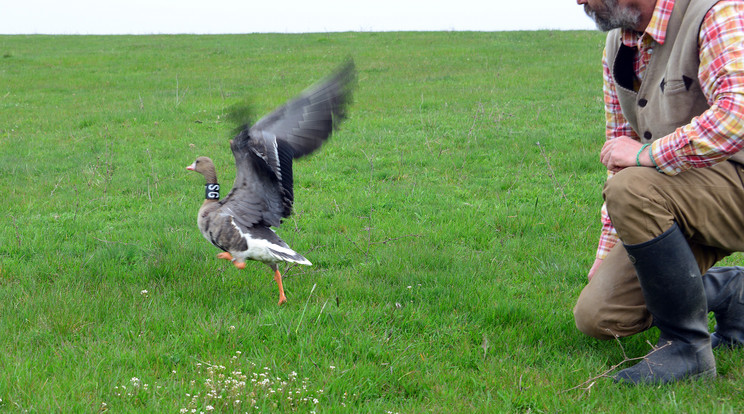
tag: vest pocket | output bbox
[660,77,695,95]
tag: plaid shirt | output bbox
[596,0,744,259]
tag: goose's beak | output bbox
[186,162,196,171]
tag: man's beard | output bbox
[584,0,642,32]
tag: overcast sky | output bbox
[1,0,596,34]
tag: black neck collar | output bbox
[205,183,220,200]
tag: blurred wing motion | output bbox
[222,59,356,230]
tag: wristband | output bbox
[648,145,662,173]
[636,144,650,167]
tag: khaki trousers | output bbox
[574,161,744,340]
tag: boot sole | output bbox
[613,367,717,385]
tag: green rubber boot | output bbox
[703,267,744,349]
[614,224,716,385]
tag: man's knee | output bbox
[603,168,670,243]
[573,295,652,340]
[573,297,616,340]
[573,254,653,341]
[603,168,648,218]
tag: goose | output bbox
[187,60,355,305]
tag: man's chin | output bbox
[584,3,641,32]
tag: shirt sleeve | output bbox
[597,202,619,260]
[595,46,634,259]
[650,0,744,175]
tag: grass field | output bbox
[1,31,743,413]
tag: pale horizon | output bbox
[1,1,597,35]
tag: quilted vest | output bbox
[605,0,744,166]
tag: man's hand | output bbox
[600,136,651,172]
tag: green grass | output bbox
[1,31,743,412]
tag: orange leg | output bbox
[274,269,287,305]
[217,252,245,269]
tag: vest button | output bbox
[644,131,653,140]
[638,99,648,107]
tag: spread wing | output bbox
[250,59,356,158]
[217,60,356,229]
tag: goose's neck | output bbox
[203,167,220,201]
[203,166,218,184]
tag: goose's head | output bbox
[186,156,218,183]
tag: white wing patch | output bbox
[229,217,311,266]
[271,135,281,178]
